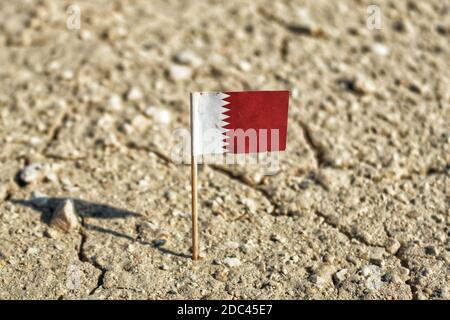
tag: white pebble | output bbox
[238,60,252,72]
[372,43,390,56]
[61,69,74,80]
[20,163,45,184]
[360,265,380,277]
[169,64,192,81]
[131,114,151,132]
[108,94,122,111]
[127,87,143,101]
[223,257,241,267]
[241,198,257,213]
[145,106,171,125]
[225,241,240,249]
[175,49,203,67]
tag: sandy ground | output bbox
[0,0,449,299]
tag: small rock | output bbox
[372,43,390,56]
[50,199,79,232]
[26,247,38,255]
[213,269,229,282]
[241,198,257,213]
[270,233,286,244]
[171,209,188,218]
[366,275,383,291]
[127,87,143,101]
[30,191,49,207]
[225,241,240,249]
[169,64,192,81]
[310,264,335,285]
[138,178,150,189]
[385,238,401,254]
[238,60,251,72]
[61,69,74,80]
[131,114,151,132]
[333,268,348,284]
[165,191,177,201]
[108,94,122,111]
[360,265,380,278]
[174,50,203,67]
[338,75,376,95]
[20,163,44,184]
[223,257,241,268]
[19,163,60,185]
[97,114,115,128]
[44,228,59,239]
[145,106,171,125]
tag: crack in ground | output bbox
[125,141,172,165]
[209,164,282,214]
[41,111,70,156]
[77,216,106,295]
[258,7,325,37]
[299,122,331,168]
[395,249,418,300]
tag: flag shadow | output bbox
[10,197,190,259]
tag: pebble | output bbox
[339,75,376,95]
[225,241,240,249]
[131,114,151,132]
[26,247,39,255]
[333,268,348,284]
[385,238,401,254]
[108,94,122,111]
[372,43,390,56]
[169,64,192,81]
[61,69,74,80]
[213,269,229,282]
[310,264,334,285]
[171,209,189,218]
[138,179,150,189]
[50,199,79,232]
[223,257,241,268]
[145,106,172,125]
[127,87,143,101]
[20,163,45,184]
[30,191,49,207]
[360,265,380,278]
[174,49,203,67]
[44,228,59,239]
[241,198,257,213]
[270,233,286,244]
[238,60,252,72]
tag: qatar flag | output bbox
[190,91,290,155]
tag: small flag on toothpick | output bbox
[190,90,290,260]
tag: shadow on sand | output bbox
[11,197,190,259]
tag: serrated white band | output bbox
[191,92,230,155]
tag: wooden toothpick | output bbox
[190,93,199,260]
